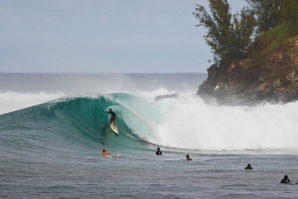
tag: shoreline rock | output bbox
[197,39,298,106]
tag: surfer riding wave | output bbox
[105,108,117,128]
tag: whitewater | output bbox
[1,73,298,198]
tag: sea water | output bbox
[0,73,298,199]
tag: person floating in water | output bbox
[245,163,253,170]
[156,147,162,155]
[101,149,111,156]
[101,149,119,158]
[105,108,117,127]
[280,175,290,184]
[186,154,192,161]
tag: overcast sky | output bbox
[0,0,247,73]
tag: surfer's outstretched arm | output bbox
[101,149,111,156]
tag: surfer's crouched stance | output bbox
[106,108,117,127]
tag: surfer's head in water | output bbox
[186,155,192,161]
[156,147,162,155]
[281,175,290,183]
[245,163,253,170]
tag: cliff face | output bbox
[198,38,298,105]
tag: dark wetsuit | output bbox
[281,178,290,183]
[156,150,162,155]
[109,110,116,124]
[245,166,253,170]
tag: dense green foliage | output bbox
[194,0,298,73]
[249,24,298,60]
[246,0,282,35]
[193,0,255,71]
[246,0,298,35]
[281,0,298,34]
[243,0,298,60]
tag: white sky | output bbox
[0,0,247,73]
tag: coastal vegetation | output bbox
[193,0,298,73]
[193,0,256,73]
[194,0,298,104]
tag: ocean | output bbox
[0,73,298,199]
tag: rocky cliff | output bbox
[198,37,298,105]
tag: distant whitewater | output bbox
[0,73,203,114]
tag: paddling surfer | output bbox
[182,154,192,161]
[101,149,119,158]
[186,155,192,161]
[280,175,290,184]
[101,149,111,156]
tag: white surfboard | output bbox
[110,122,119,134]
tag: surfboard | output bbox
[110,122,119,134]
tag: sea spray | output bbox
[154,96,298,150]
[108,93,162,142]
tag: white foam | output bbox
[153,96,298,150]
[0,91,65,114]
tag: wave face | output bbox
[1,93,298,152]
[0,93,162,154]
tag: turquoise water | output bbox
[1,74,298,198]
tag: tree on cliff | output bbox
[246,0,298,35]
[245,0,282,35]
[193,0,256,72]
